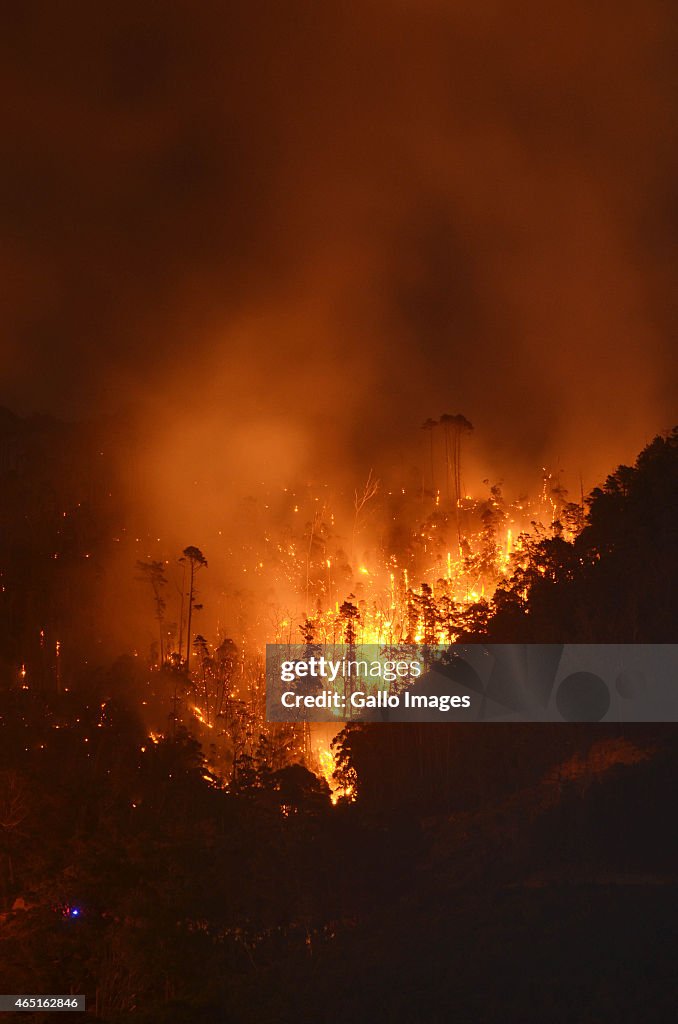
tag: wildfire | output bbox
[130,458,583,794]
[191,705,213,728]
[317,745,355,805]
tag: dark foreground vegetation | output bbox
[1,694,677,1022]
[1,425,678,1021]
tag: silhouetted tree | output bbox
[181,547,208,673]
[339,599,360,646]
[440,413,473,512]
[351,470,379,565]
[136,559,168,666]
[487,427,678,643]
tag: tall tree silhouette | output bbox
[487,427,678,643]
[135,559,168,666]
[351,470,379,565]
[181,546,208,672]
[440,413,473,510]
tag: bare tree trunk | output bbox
[185,562,195,672]
[177,562,186,662]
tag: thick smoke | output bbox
[2,1,676,563]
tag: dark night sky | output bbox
[2,1,677,495]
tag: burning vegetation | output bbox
[2,411,676,792]
[123,414,588,784]
[1,411,678,1021]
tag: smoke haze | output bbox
[2,1,677,515]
